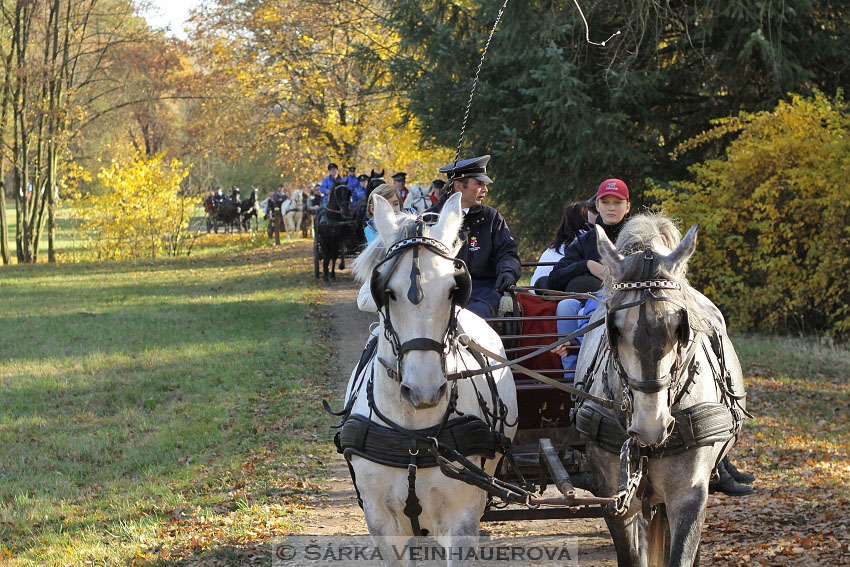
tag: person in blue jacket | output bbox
[426,155,521,319]
[319,163,341,204]
[344,166,359,191]
[352,174,368,205]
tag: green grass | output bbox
[2,202,215,263]
[733,333,850,383]
[0,240,334,566]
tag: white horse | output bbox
[575,213,748,567]
[338,193,518,565]
[281,189,305,239]
[402,184,431,213]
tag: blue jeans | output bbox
[556,298,582,378]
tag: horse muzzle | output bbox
[400,380,448,409]
[627,413,676,446]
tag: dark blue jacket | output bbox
[547,217,627,291]
[427,200,521,283]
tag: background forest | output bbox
[0,0,848,336]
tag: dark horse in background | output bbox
[212,189,241,233]
[316,183,352,283]
[238,187,259,232]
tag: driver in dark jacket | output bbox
[427,155,520,319]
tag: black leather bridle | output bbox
[370,220,471,384]
[604,249,696,422]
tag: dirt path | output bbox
[303,270,616,564]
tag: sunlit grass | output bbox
[0,240,334,566]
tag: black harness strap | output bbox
[405,452,426,536]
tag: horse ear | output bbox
[664,224,698,277]
[595,225,625,279]
[431,192,463,249]
[373,195,400,247]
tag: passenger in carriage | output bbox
[344,166,360,191]
[425,155,521,320]
[548,178,631,293]
[212,187,225,206]
[530,201,589,289]
[363,184,401,245]
[427,179,445,205]
[319,163,341,204]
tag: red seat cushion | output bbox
[511,293,563,375]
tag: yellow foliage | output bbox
[70,154,196,260]
[650,91,850,338]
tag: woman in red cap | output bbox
[547,178,630,292]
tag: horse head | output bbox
[596,218,699,446]
[336,185,352,218]
[371,192,465,409]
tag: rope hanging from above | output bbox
[452,0,621,170]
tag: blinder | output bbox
[370,235,471,310]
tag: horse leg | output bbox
[660,487,707,567]
[604,511,648,567]
[587,445,647,567]
[337,241,345,270]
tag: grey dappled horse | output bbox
[575,214,747,567]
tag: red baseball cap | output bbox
[595,178,629,200]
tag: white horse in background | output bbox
[338,193,518,565]
[281,189,305,239]
[402,184,431,213]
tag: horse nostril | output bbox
[438,382,448,399]
[400,384,413,401]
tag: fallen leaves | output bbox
[701,374,850,565]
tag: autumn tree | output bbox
[186,0,449,185]
[650,92,850,338]
[70,153,195,260]
[378,0,850,242]
[0,0,146,264]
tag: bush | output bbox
[650,92,850,339]
[71,154,196,260]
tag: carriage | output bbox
[331,196,748,567]
[205,188,259,234]
[479,278,611,522]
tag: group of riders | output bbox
[202,186,259,234]
[347,152,757,498]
